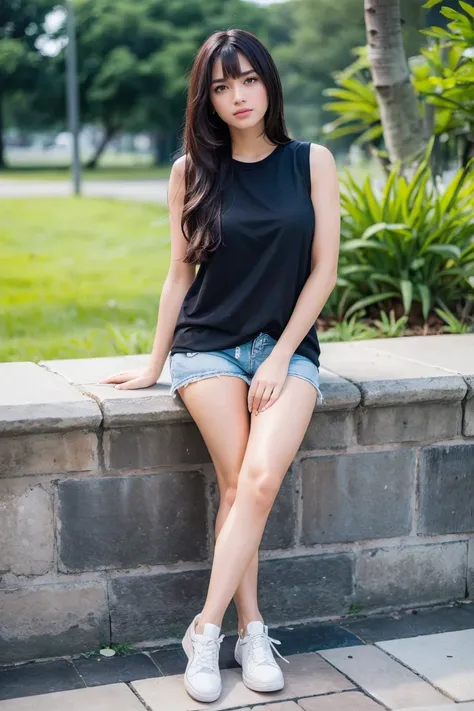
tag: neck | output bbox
[229,121,276,161]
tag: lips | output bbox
[234,109,252,116]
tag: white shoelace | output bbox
[193,634,225,673]
[248,630,290,665]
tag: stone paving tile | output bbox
[250,703,300,710]
[0,683,145,710]
[0,659,84,701]
[298,691,384,709]
[398,705,474,711]
[271,622,363,654]
[377,629,474,702]
[459,602,474,618]
[72,651,161,686]
[149,646,189,675]
[342,605,474,643]
[131,652,354,710]
[319,644,449,709]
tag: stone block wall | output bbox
[1,336,474,665]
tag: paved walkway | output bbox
[1,603,473,710]
[0,179,169,203]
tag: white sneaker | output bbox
[234,620,289,692]
[182,613,225,703]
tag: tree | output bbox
[364,0,427,170]
[0,0,55,168]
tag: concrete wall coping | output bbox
[1,334,473,435]
[0,362,102,435]
[321,341,469,407]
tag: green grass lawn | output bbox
[0,165,172,181]
[0,198,174,362]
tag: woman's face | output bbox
[209,52,268,129]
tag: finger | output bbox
[115,378,141,390]
[252,383,267,414]
[259,386,282,412]
[250,384,263,413]
[248,383,258,412]
[99,372,129,384]
[256,385,275,413]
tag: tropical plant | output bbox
[322,46,382,147]
[435,306,471,333]
[327,139,474,322]
[319,310,379,342]
[422,0,474,48]
[372,309,409,337]
[323,0,474,167]
[434,296,474,333]
[419,0,474,165]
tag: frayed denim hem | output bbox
[287,373,324,406]
[169,371,252,399]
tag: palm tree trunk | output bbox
[364,0,426,171]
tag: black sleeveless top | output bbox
[170,139,320,368]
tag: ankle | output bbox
[195,615,222,636]
[238,614,264,637]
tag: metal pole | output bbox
[66,0,81,195]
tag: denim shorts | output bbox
[169,332,324,406]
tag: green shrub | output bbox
[372,309,409,338]
[319,310,379,342]
[326,141,474,322]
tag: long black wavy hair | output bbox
[180,28,291,264]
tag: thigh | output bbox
[239,375,317,491]
[177,375,251,489]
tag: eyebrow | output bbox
[211,69,255,85]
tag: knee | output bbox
[239,468,280,513]
[221,483,238,508]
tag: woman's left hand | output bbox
[248,352,290,415]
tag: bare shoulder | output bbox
[168,154,187,205]
[170,153,187,181]
[309,143,337,174]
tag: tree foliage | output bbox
[54,0,269,164]
[0,0,446,167]
[0,0,55,166]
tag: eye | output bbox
[245,76,258,84]
[214,84,227,93]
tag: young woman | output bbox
[101,28,340,705]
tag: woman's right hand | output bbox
[98,368,161,390]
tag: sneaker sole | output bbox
[242,672,285,693]
[182,626,222,703]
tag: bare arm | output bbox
[147,155,196,377]
[272,143,340,360]
[100,155,196,388]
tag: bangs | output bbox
[214,43,252,81]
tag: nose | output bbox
[232,85,246,105]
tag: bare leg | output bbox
[196,376,317,630]
[177,375,264,634]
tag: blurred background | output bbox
[1,0,473,363]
